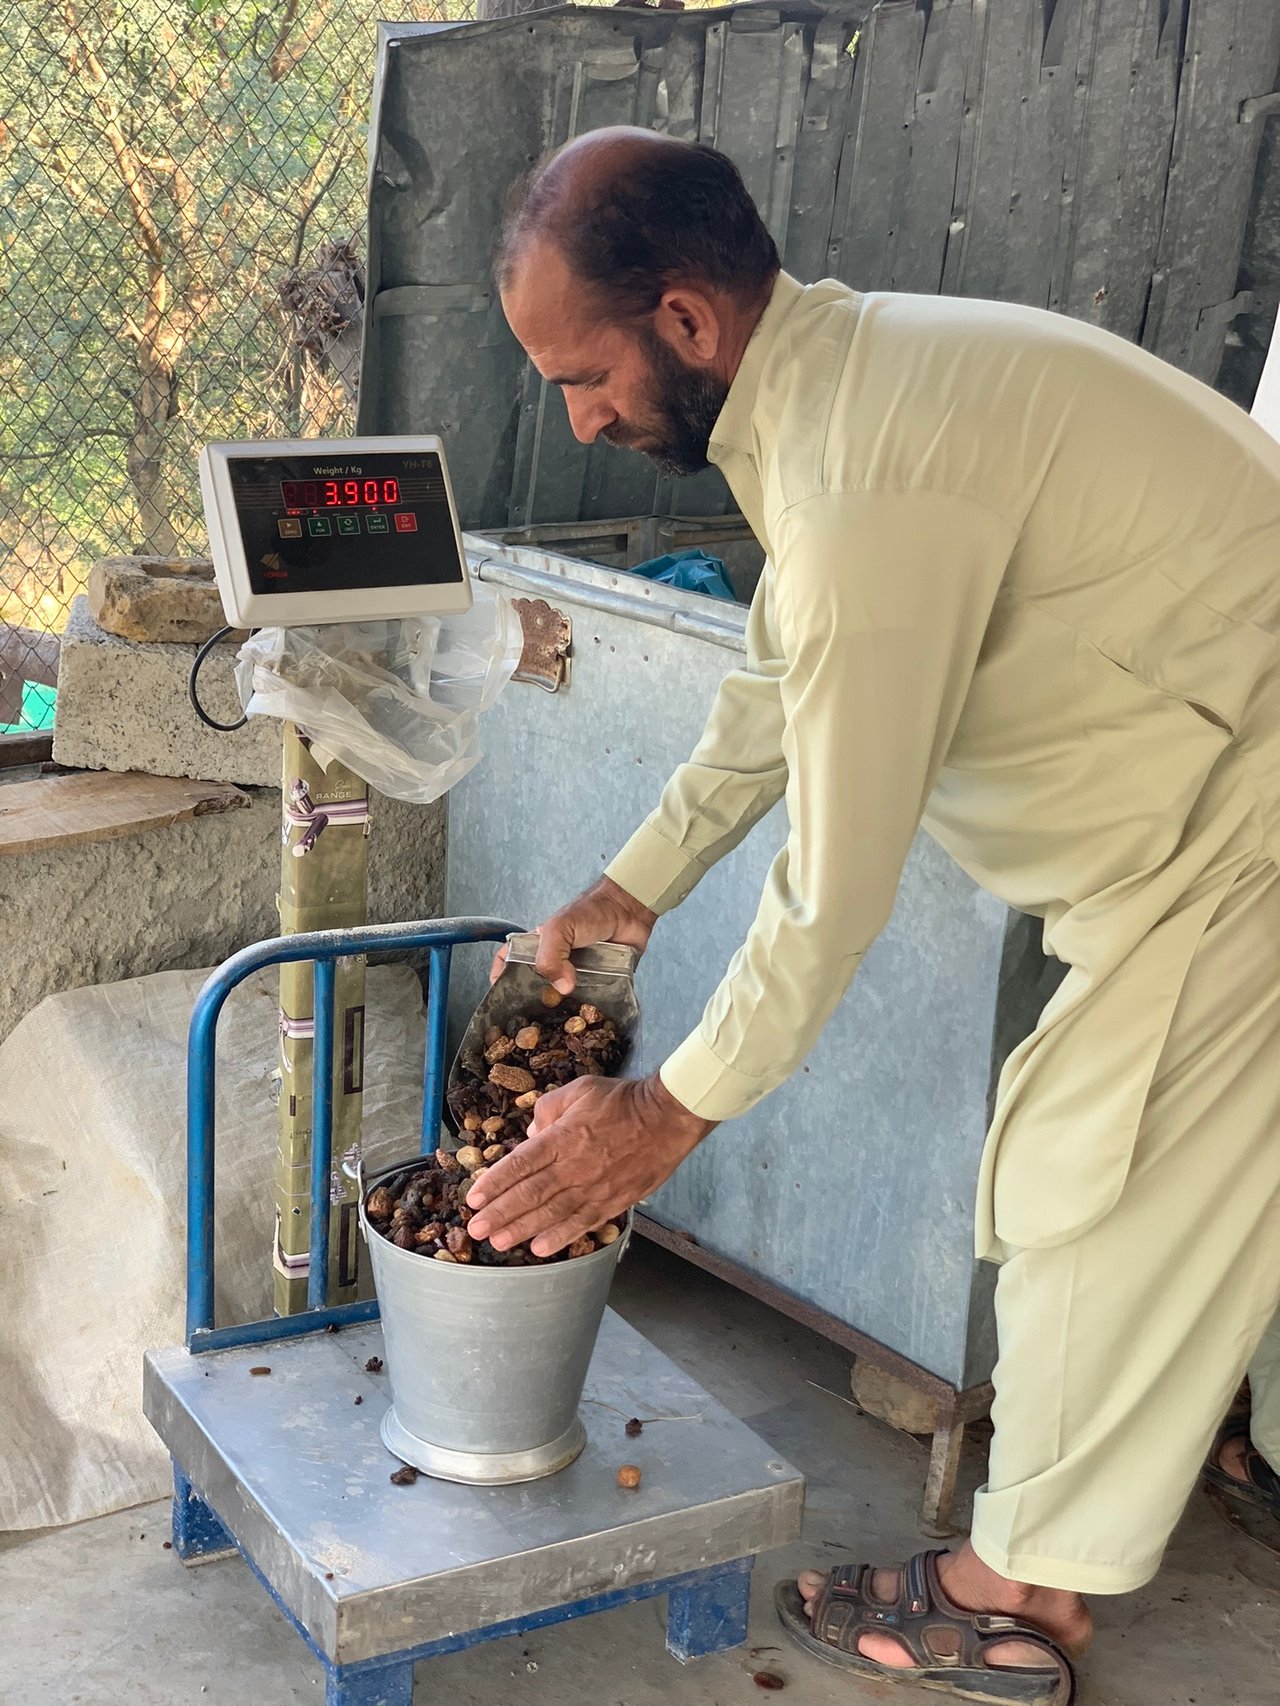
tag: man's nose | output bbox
[563,390,617,444]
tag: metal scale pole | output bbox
[273,721,369,1315]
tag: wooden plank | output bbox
[0,732,54,769]
[0,770,249,858]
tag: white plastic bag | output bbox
[234,585,522,802]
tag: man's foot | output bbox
[1217,1433,1254,1485]
[1204,1425,1280,1521]
[796,1541,1092,1672]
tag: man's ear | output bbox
[652,287,721,366]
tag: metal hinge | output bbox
[512,597,572,693]
[1196,291,1255,331]
[1239,92,1280,124]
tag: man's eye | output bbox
[580,376,605,392]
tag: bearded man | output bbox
[466,127,1280,1705]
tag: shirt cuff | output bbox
[658,1029,777,1123]
[604,821,708,916]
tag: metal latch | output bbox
[512,597,572,693]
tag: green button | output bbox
[365,513,390,535]
[337,514,361,536]
[307,515,333,537]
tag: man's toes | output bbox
[856,1634,917,1669]
[1218,1436,1250,1483]
[797,1568,826,1607]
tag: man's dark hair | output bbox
[495,137,780,321]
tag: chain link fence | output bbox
[1,0,516,736]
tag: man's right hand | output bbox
[489,876,658,994]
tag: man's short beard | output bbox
[605,323,729,479]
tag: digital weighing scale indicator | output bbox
[199,435,472,627]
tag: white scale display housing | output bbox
[199,436,473,627]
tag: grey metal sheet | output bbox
[890,0,969,295]
[362,0,1278,535]
[784,13,860,285]
[143,1311,804,1665]
[1059,0,1180,337]
[830,1,923,290]
[996,0,1079,311]
[446,549,1016,1389]
[1144,0,1280,380]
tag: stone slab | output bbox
[0,784,445,1045]
[87,556,243,646]
[54,596,280,785]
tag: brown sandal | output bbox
[774,1549,1076,1704]
[1203,1424,1280,1518]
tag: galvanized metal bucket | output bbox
[359,1158,631,1485]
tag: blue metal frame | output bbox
[174,1469,752,1703]
[174,913,759,1699]
[185,916,516,1351]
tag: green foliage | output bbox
[0,0,473,621]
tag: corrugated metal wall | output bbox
[361,0,1280,532]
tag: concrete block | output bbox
[851,1360,939,1436]
[88,556,240,646]
[0,784,445,1044]
[54,596,279,785]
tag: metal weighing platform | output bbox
[143,918,805,1706]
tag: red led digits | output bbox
[280,476,405,509]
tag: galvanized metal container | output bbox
[360,1159,631,1485]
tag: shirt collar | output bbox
[708,270,807,463]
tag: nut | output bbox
[490,1063,536,1094]
[530,1049,568,1070]
[514,1089,541,1109]
[392,1224,418,1249]
[483,1144,505,1163]
[596,1222,622,1246]
[433,1249,459,1263]
[617,1464,642,1490]
[481,1115,506,1135]
[540,986,563,1008]
[625,1417,643,1438]
[435,1148,461,1173]
[567,1235,596,1259]
[366,1186,395,1220]
[462,1111,483,1132]
[579,1004,603,1025]
[455,1145,485,1172]
[514,1025,542,1050]
[563,1015,588,1035]
[446,1227,473,1259]
[485,1035,517,1064]
[389,1464,418,1486]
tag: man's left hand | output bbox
[465,1074,716,1258]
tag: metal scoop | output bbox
[444,933,641,1135]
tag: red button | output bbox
[394,512,417,532]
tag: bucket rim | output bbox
[358,1149,632,1278]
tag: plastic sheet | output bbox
[626,547,737,603]
[235,585,522,802]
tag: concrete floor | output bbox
[2,1244,1277,1706]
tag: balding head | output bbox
[495,127,779,324]
[496,129,779,478]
